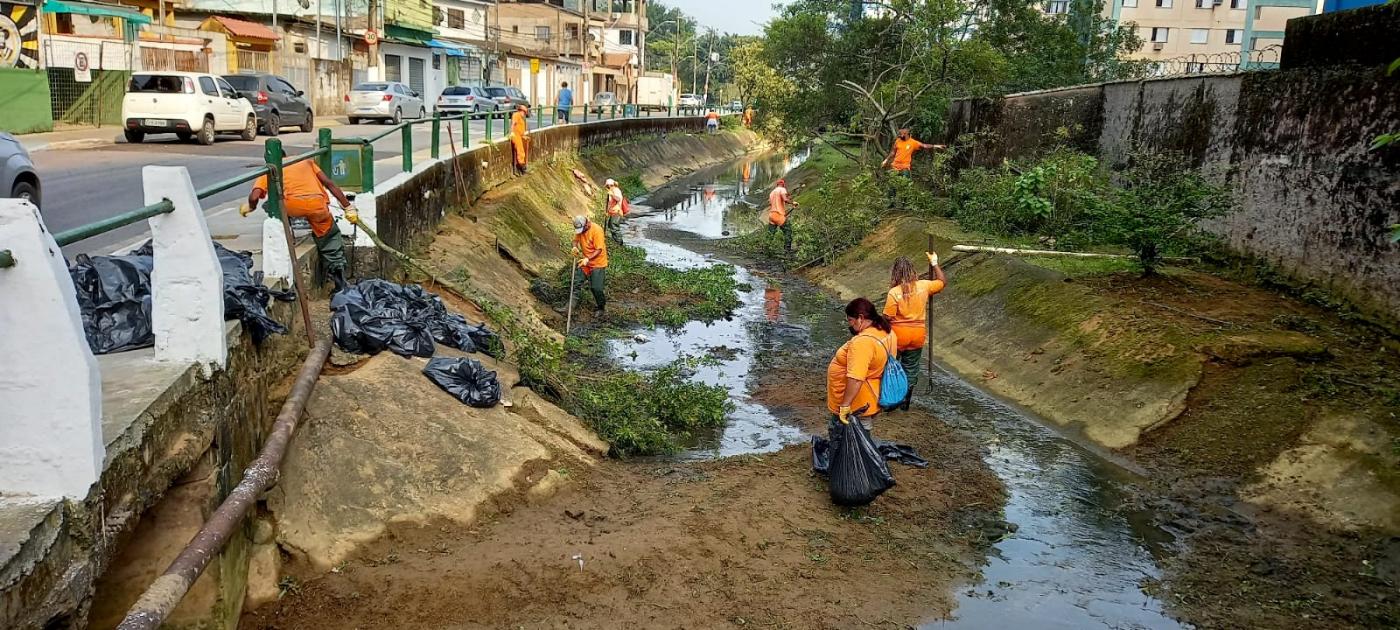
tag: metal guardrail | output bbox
[38,102,720,250]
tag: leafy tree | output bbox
[730,41,794,132]
[1098,150,1234,274]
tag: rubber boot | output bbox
[330,269,348,294]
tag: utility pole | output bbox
[701,30,713,105]
[367,0,379,77]
[690,21,696,95]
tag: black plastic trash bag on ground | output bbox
[69,251,155,354]
[811,418,897,507]
[876,442,930,469]
[70,241,291,354]
[330,279,499,358]
[422,356,502,408]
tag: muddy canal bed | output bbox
[611,154,1185,629]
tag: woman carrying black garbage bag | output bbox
[827,297,898,428]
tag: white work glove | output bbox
[926,251,939,266]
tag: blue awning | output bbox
[427,40,466,57]
[43,0,151,24]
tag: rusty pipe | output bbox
[116,337,333,630]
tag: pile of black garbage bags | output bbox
[69,241,293,354]
[812,420,929,506]
[330,279,503,408]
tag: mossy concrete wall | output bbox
[946,66,1400,330]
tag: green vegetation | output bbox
[535,241,744,324]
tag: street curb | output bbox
[30,137,120,153]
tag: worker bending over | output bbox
[604,178,628,245]
[882,128,945,175]
[828,297,897,428]
[242,159,356,293]
[571,215,609,314]
[767,178,796,253]
[883,253,945,409]
[511,104,530,174]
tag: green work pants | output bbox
[767,222,793,251]
[573,266,608,311]
[314,223,347,276]
[605,214,625,246]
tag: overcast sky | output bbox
[669,0,784,36]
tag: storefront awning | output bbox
[427,40,466,57]
[384,24,435,46]
[42,0,151,24]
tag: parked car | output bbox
[729,100,743,112]
[0,132,40,209]
[222,73,314,136]
[121,72,258,145]
[591,91,617,115]
[485,85,530,116]
[436,85,496,115]
[678,93,702,109]
[347,82,425,125]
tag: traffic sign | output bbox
[74,52,91,82]
[364,30,379,45]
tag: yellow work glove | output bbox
[344,205,359,226]
[926,251,939,267]
[577,258,588,269]
[239,202,253,217]
[838,405,852,424]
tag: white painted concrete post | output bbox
[0,200,104,499]
[262,217,292,282]
[144,166,227,371]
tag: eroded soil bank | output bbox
[241,142,1007,628]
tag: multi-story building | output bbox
[1042,0,1323,68]
[492,0,644,104]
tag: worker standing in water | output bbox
[571,215,609,314]
[511,104,530,174]
[884,253,945,409]
[881,128,945,175]
[241,159,356,293]
[766,178,796,253]
[828,297,897,428]
[604,178,628,245]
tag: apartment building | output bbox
[494,0,645,101]
[1043,0,1322,65]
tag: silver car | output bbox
[347,81,425,125]
[0,133,40,208]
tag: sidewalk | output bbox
[17,118,348,152]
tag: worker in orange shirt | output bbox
[743,106,754,128]
[603,178,628,245]
[570,215,609,314]
[766,178,797,253]
[511,104,530,174]
[705,109,721,134]
[241,159,356,293]
[881,128,945,175]
[883,253,945,409]
[828,297,898,428]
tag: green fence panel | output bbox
[0,68,54,134]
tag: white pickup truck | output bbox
[121,72,257,145]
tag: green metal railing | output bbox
[43,103,720,250]
[0,249,13,268]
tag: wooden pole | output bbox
[926,234,934,392]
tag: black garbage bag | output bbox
[330,279,497,358]
[875,441,930,469]
[422,356,502,408]
[816,418,897,507]
[69,252,155,354]
[129,241,294,345]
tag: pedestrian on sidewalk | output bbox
[511,104,530,174]
[241,160,356,293]
[828,297,897,429]
[766,178,796,253]
[705,109,721,134]
[881,128,944,176]
[557,82,573,123]
[883,253,946,409]
[571,215,609,314]
[604,178,628,245]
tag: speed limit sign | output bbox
[364,29,379,45]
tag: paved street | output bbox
[27,115,557,255]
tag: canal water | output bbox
[608,151,1186,629]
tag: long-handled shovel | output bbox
[565,262,578,335]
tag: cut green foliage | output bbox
[573,356,733,456]
[535,242,743,324]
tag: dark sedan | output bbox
[223,73,314,136]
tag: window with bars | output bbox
[447,8,464,29]
[1044,0,1069,13]
[536,26,551,40]
[619,29,635,46]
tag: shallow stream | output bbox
[608,153,1186,629]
